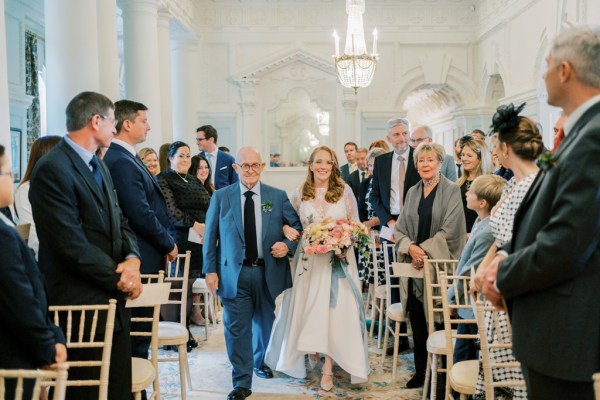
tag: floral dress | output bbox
[474,173,537,400]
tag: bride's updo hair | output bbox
[302,146,345,203]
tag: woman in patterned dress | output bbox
[472,103,544,399]
[158,141,211,351]
[357,147,388,286]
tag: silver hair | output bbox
[387,117,411,132]
[412,125,433,138]
[551,25,600,89]
[367,147,387,161]
[236,146,262,163]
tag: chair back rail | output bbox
[0,364,69,400]
[48,300,117,400]
[475,296,526,400]
[423,257,458,334]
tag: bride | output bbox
[265,146,369,391]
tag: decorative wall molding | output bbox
[235,49,335,82]
[193,3,477,32]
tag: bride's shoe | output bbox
[320,369,334,391]
[308,353,320,370]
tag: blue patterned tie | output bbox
[89,155,103,189]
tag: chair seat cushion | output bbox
[386,302,406,321]
[158,321,188,345]
[374,285,387,299]
[449,359,478,394]
[131,357,155,392]
[426,330,456,354]
[192,278,209,293]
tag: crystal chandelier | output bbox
[333,0,378,94]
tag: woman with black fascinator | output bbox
[470,102,544,400]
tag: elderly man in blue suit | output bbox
[203,146,301,400]
[196,125,238,189]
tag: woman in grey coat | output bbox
[394,142,467,388]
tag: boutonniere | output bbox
[537,150,557,170]
[261,201,273,213]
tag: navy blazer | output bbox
[30,139,140,331]
[340,163,351,182]
[370,147,421,226]
[497,100,600,381]
[201,150,238,190]
[203,182,301,301]
[104,142,175,273]
[0,221,65,370]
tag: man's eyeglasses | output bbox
[236,163,262,172]
[95,114,118,128]
[196,138,206,142]
[410,138,426,144]
[0,170,14,179]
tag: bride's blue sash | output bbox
[330,253,366,339]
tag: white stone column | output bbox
[119,0,163,151]
[170,34,199,143]
[237,79,259,147]
[97,0,120,101]
[157,10,173,141]
[0,0,11,153]
[45,0,101,135]
[341,88,358,152]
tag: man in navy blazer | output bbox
[203,147,301,400]
[196,125,238,189]
[340,141,358,182]
[30,91,142,400]
[103,100,177,365]
[479,26,600,400]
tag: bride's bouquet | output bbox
[302,217,371,260]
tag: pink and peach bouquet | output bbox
[302,217,371,258]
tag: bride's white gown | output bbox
[265,185,369,384]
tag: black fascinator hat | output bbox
[490,102,526,135]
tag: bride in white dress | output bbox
[265,146,369,391]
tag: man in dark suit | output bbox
[196,124,238,189]
[103,100,177,370]
[29,91,142,400]
[340,141,358,182]
[347,147,369,220]
[203,147,301,400]
[370,118,421,236]
[478,26,600,400]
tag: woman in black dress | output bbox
[158,141,211,350]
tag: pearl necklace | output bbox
[176,172,189,183]
[423,173,441,187]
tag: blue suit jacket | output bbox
[202,182,301,301]
[0,221,65,370]
[201,150,238,190]
[441,154,458,182]
[104,142,175,273]
[340,163,351,182]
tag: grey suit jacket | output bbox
[441,154,457,182]
[497,99,600,381]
